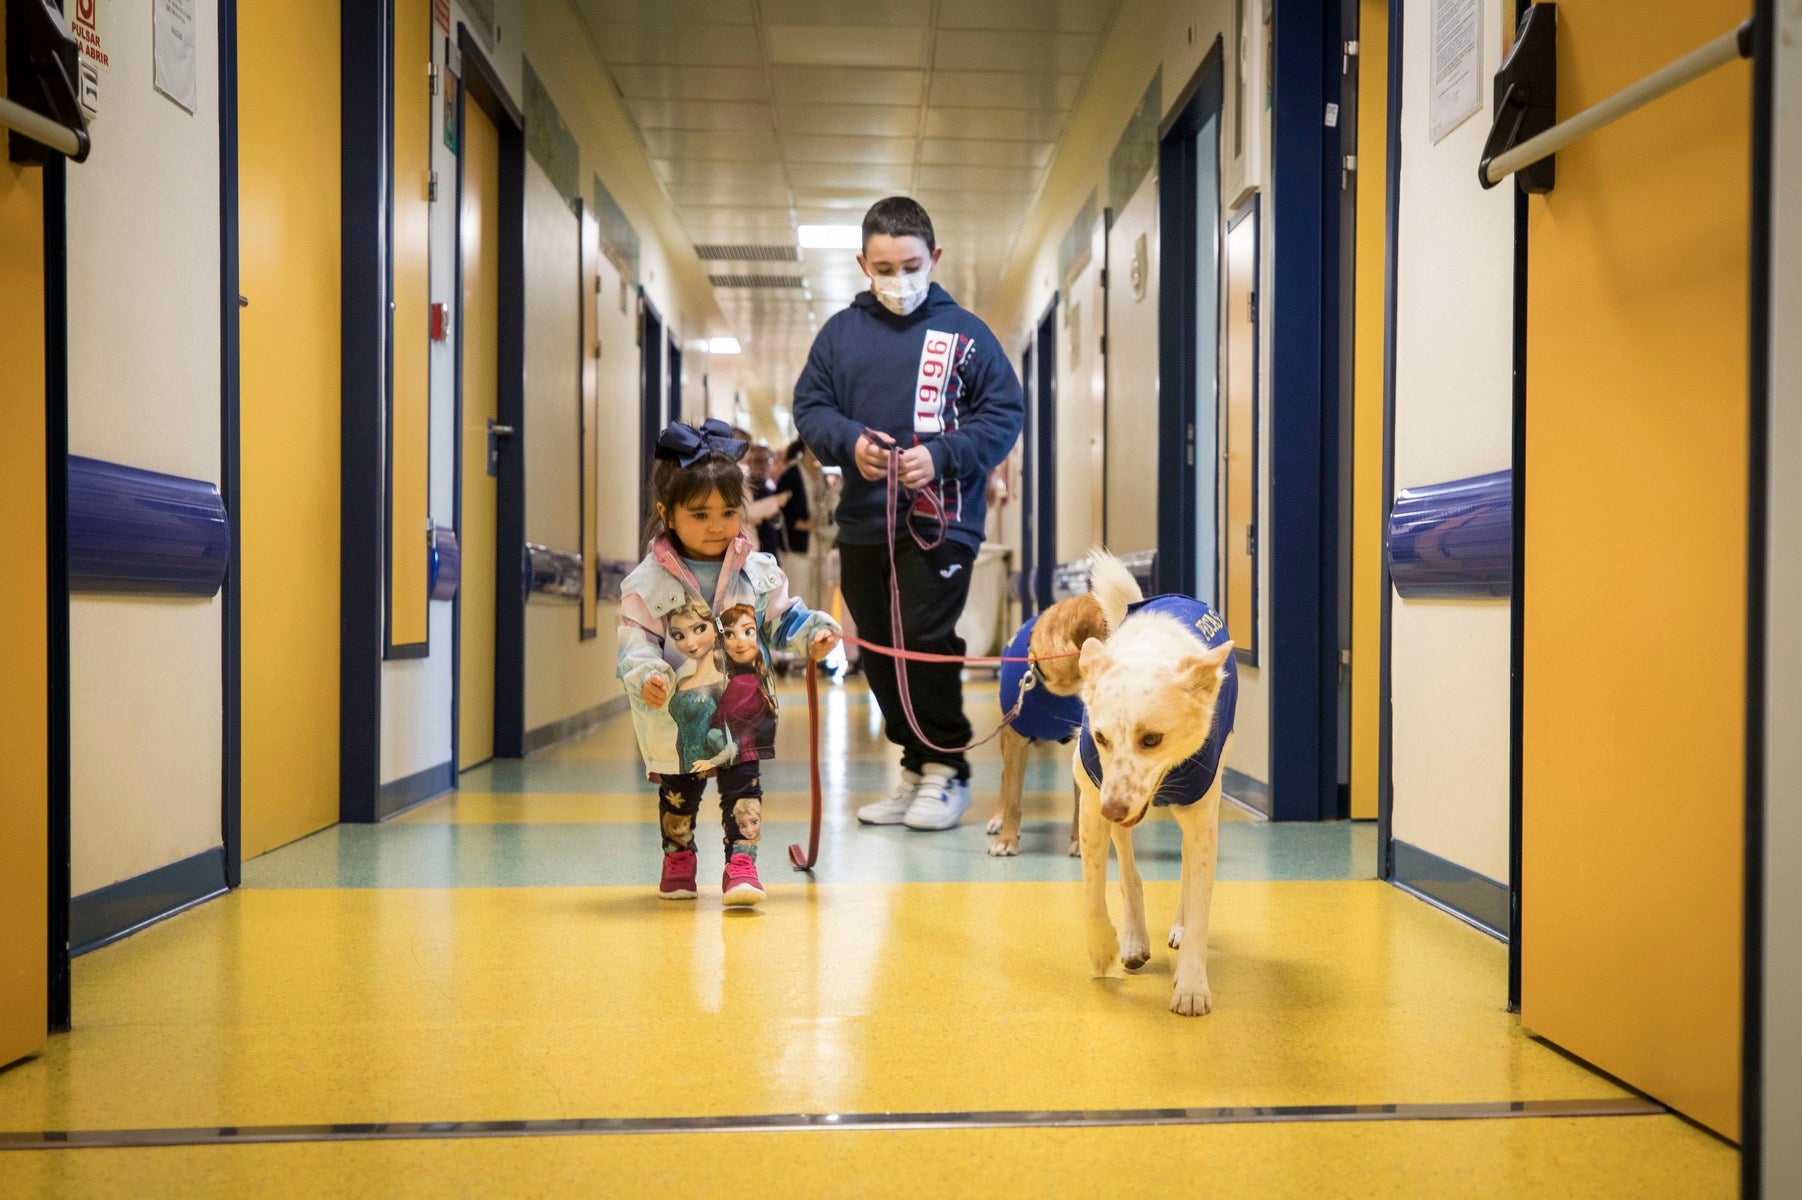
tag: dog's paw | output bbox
[1087,923,1120,979]
[985,814,1003,835]
[1169,986,1213,1017]
[987,837,1020,857]
[1167,924,1184,949]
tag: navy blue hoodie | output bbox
[793,283,1023,550]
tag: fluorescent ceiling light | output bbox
[797,224,862,250]
[708,337,742,355]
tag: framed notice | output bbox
[153,0,197,113]
[1430,0,1482,144]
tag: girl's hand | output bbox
[641,674,670,708]
[810,630,841,661]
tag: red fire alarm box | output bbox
[430,302,450,342]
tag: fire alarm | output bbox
[430,302,450,342]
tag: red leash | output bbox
[787,449,1079,872]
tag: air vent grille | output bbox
[708,274,806,289]
[695,243,799,262]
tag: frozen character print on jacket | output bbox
[716,603,779,762]
[666,599,736,775]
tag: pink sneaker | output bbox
[721,853,765,907]
[659,850,697,900]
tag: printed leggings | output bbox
[658,761,764,859]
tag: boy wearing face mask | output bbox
[792,196,1025,832]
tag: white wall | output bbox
[1761,1,1802,1190]
[1104,170,1160,556]
[1386,0,1514,882]
[66,0,223,891]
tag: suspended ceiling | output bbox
[575,0,1125,414]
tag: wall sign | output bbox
[70,0,109,122]
[1430,0,1482,143]
[153,0,198,114]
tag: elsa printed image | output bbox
[666,599,736,774]
[716,603,778,763]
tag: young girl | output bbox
[618,419,840,906]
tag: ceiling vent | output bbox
[709,274,806,289]
[695,243,799,262]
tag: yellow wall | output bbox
[0,106,48,1066]
[240,0,342,856]
[1348,0,1386,822]
[1521,0,1748,1138]
[390,0,433,651]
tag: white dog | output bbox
[1073,550,1237,1016]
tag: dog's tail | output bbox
[1086,548,1143,633]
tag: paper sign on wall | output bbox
[1430,0,1482,144]
[154,0,197,114]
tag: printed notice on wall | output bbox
[1429,0,1482,144]
[153,0,198,114]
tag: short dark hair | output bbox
[861,196,936,254]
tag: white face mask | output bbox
[870,267,931,316]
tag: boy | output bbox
[793,196,1025,831]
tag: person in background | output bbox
[776,439,823,608]
[743,443,786,558]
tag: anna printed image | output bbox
[716,603,778,762]
[666,599,736,774]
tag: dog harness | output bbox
[997,612,1086,743]
[1078,595,1238,808]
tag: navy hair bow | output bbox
[655,419,748,468]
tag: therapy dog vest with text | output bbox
[1077,595,1238,808]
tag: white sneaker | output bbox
[903,765,972,831]
[857,769,922,825]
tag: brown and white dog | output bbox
[984,590,1109,857]
[1074,549,1235,1016]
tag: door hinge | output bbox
[1099,267,1109,290]
[1098,334,1107,357]
[427,170,439,202]
[1343,39,1360,74]
[1341,154,1357,190]
[1186,422,1195,465]
[430,63,440,96]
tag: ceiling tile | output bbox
[937,0,1117,33]
[770,66,924,107]
[780,134,916,164]
[609,65,768,102]
[767,25,927,68]
[760,0,931,25]
[678,207,799,238]
[786,162,914,191]
[590,24,765,67]
[920,138,1053,167]
[655,158,789,186]
[775,104,921,137]
[915,163,1043,193]
[576,0,757,25]
[668,178,793,206]
[934,31,1100,74]
[923,106,1067,141]
[645,128,782,160]
[626,99,773,131]
[791,187,906,210]
[929,71,1082,111]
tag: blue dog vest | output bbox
[1077,595,1238,808]
[997,612,1086,743]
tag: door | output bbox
[637,297,664,538]
[1057,219,1104,563]
[1222,201,1259,661]
[1104,175,1159,554]
[1520,0,1749,1138]
[1032,300,1057,608]
[240,0,342,855]
[1,102,50,1068]
[458,97,501,771]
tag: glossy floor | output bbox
[0,676,1737,1196]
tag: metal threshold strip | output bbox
[0,1098,1665,1151]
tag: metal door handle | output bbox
[488,421,514,437]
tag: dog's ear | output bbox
[1180,642,1234,693]
[1079,636,1110,676]
[1067,597,1109,650]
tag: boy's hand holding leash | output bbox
[855,429,937,489]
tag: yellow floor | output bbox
[0,676,1739,1195]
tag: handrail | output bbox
[1482,18,1752,188]
[0,92,82,159]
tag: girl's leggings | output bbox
[657,762,763,858]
